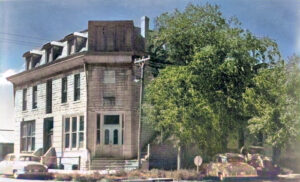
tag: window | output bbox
[64,115,84,149]
[105,129,109,145]
[46,80,52,114]
[72,117,77,148]
[96,114,101,144]
[113,129,118,145]
[74,74,80,101]
[32,86,37,109]
[64,118,70,148]
[104,70,115,83]
[22,88,27,111]
[104,115,119,125]
[31,56,41,68]
[79,116,84,148]
[68,39,75,55]
[21,121,35,152]
[75,37,87,52]
[103,97,115,106]
[61,77,68,103]
[46,49,51,63]
[53,46,63,61]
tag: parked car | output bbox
[0,153,48,179]
[242,146,280,177]
[204,153,257,180]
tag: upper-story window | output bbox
[74,74,80,101]
[46,48,51,63]
[104,70,115,84]
[67,39,75,55]
[61,77,68,103]
[76,37,87,52]
[31,55,41,69]
[22,88,27,111]
[103,97,115,106]
[53,46,63,61]
[32,86,37,109]
[46,80,52,114]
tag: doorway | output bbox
[43,117,53,154]
[95,114,122,158]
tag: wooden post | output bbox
[59,157,62,167]
[147,143,150,157]
[78,156,81,170]
[177,146,181,170]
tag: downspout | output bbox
[83,61,90,170]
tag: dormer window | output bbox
[53,46,63,61]
[65,32,87,56]
[43,41,64,63]
[76,37,87,53]
[31,55,41,68]
[23,50,42,70]
[67,38,75,55]
[46,48,51,63]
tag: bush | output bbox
[54,173,72,181]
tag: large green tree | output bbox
[145,3,281,167]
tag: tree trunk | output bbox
[238,128,245,149]
[272,146,281,164]
[177,146,181,170]
[257,132,263,146]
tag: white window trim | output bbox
[63,114,85,151]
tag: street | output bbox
[0,176,54,182]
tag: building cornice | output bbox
[7,51,137,85]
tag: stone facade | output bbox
[8,19,153,170]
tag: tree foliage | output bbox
[243,57,300,150]
[144,3,297,158]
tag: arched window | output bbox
[113,129,118,145]
[105,129,109,145]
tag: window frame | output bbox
[63,115,84,150]
[20,120,35,152]
[74,74,80,101]
[22,88,27,111]
[61,77,68,103]
[32,86,37,109]
[46,80,52,114]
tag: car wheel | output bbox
[13,170,20,179]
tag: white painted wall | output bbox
[14,70,88,169]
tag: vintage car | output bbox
[204,153,257,180]
[0,153,48,179]
[246,153,280,177]
[241,146,280,177]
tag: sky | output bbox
[0,0,299,129]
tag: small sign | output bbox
[194,155,203,166]
[194,155,203,172]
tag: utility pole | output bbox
[134,56,150,168]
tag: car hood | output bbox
[13,161,44,168]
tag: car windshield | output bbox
[18,156,40,162]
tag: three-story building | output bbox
[7,17,151,170]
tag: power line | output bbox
[0,38,41,48]
[0,32,51,42]
[0,37,44,45]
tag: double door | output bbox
[95,114,122,158]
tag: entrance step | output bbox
[90,158,138,170]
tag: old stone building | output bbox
[7,17,152,170]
